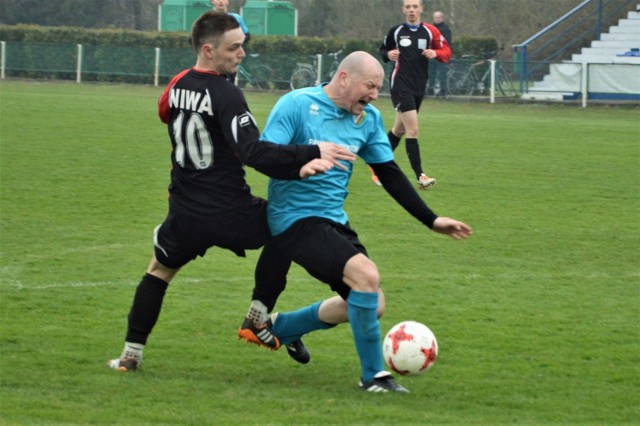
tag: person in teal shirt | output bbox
[239,51,472,393]
[211,0,250,43]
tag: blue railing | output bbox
[513,0,635,93]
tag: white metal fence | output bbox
[2,41,639,107]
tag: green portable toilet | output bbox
[241,0,298,36]
[159,0,211,32]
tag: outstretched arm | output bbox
[240,141,355,180]
[370,161,472,239]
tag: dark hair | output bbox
[190,11,240,52]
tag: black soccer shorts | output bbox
[270,217,368,300]
[153,200,270,270]
[390,89,423,113]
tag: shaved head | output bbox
[336,51,384,78]
[324,51,385,115]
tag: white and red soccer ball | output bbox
[382,321,438,376]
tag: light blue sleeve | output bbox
[261,93,300,146]
[231,13,250,34]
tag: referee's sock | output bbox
[405,138,424,179]
[347,290,384,384]
[271,301,334,345]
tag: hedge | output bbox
[0,24,498,84]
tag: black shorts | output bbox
[154,199,270,269]
[390,89,423,113]
[271,218,368,299]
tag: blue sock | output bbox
[347,290,383,384]
[271,301,334,344]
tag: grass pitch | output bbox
[1,80,639,424]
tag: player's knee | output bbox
[344,254,380,293]
[358,264,380,293]
[405,128,419,139]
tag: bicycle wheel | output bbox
[250,65,273,90]
[290,67,315,90]
[446,69,474,96]
[497,66,517,97]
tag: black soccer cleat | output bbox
[284,339,311,364]
[265,317,311,364]
[359,371,410,393]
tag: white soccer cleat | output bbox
[417,174,436,189]
[107,356,141,372]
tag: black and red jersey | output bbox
[157,68,319,219]
[380,22,452,96]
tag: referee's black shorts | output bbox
[390,88,423,113]
[153,199,270,269]
[270,217,368,300]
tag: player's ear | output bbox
[203,43,215,60]
[338,70,349,86]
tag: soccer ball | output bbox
[382,321,438,376]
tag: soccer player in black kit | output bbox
[107,11,355,371]
[372,0,451,190]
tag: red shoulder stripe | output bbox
[158,68,191,123]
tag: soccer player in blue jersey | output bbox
[238,51,472,393]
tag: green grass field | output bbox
[1,80,639,425]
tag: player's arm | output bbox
[379,28,396,62]
[234,93,354,179]
[370,161,438,228]
[231,116,321,180]
[371,161,472,239]
[230,115,353,179]
[426,24,452,63]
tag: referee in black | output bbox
[376,0,451,190]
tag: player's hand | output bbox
[388,49,400,61]
[299,158,335,178]
[317,142,356,171]
[431,217,472,240]
[423,49,437,59]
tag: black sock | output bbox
[405,138,423,179]
[387,131,401,151]
[125,273,169,344]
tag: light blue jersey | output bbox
[262,85,394,236]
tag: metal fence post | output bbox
[520,45,528,94]
[581,62,588,108]
[490,59,496,104]
[315,54,322,86]
[76,44,83,83]
[1,41,5,79]
[154,47,160,87]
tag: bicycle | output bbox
[236,54,274,90]
[446,52,517,97]
[289,50,342,90]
